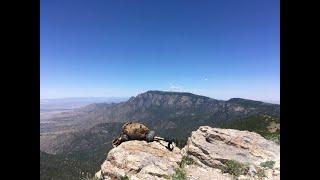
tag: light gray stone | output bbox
[97,126,280,180]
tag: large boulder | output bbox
[99,140,182,180]
[181,126,280,180]
[182,126,280,166]
[96,126,280,180]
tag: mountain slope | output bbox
[40,91,280,179]
[41,91,279,154]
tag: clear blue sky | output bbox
[41,0,279,102]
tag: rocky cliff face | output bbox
[96,126,280,180]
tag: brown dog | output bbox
[112,122,150,147]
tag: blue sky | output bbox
[41,0,279,102]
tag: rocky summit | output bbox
[96,126,280,180]
[97,140,182,180]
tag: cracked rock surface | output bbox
[99,140,182,180]
[182,126,280,166]
[96,126,280,180]
[181,126,280,180]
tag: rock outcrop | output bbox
[96,126,280,180]
[181,126,280,180]
[98,140,182,180]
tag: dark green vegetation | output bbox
[260,161,276,169]
[40,91,279,180]
[173,138,188,149]
[220,114,280,143]
[40,123,123,180]
[180,156,196,168]
[120,176,129,180]
[40,151,96,180]
[220,160,247,177]
[219,160,265,178]
[171,156,195,180]
[172,168,187,180]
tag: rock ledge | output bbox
[97,126,280,180]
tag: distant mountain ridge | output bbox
[40,90,280,180]
[41,90,279,154]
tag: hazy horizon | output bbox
[40,91,280,105]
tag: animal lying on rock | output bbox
[112,122,174,151]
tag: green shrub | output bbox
[120,175,129,180]
[172,168,187,180]
[180,156,195,168]
[260,161,275,169]
[221,160,247,177]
